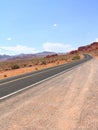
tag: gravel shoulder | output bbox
[0,58,98,130]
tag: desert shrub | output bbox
[4,75,7,77]
[40,60,46,65]
[33,61,39,65]
[4,68,9,71]
[72,55,80,60]
[11,64,20,69]
[35,67,38,70]
[56,61,59,64]
[23,64,27,67]
[28,64,32,67]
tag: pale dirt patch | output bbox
[0,58,98,130]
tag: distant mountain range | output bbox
[0,51,57,61]
[0,42,98,61]
[1,42,98,61]
[0,55,11,61]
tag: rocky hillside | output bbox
[70,42,98,56]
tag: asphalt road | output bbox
[0,54,92,100]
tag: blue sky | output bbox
[0,0,98,55]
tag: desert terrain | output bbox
[0,58,98,130]
[1,41,98,80]
[0,54,81,80]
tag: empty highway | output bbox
[0,54,92,100]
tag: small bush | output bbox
[4,68,9,71]
[28,64,32,67]
[40,60,46,65]
[57,61,59,65]
[4,75,7,77]
[72,55,80,60]
[11,64,20,70]
[33,62,39,65]
[35,67,38,70]
[23,64,27,67]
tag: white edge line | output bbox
[0,60,91,100]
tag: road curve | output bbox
[0,54,92,100]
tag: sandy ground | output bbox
[0,58,98,130]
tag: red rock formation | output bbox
[69,42,98,54]
[78,42,98,52]
[70,50,78,54]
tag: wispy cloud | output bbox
[53,23,58,27]
[91,38,98,43]
[0,45,37,55]
[43,42,74,53]
[95,38,98,42]
[7,37,12,41]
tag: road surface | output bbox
[0,54,92,100]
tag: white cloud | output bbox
[91,38,98,43]
[0,45,37,55]
[7,37,12,41]
[95,38,98,42]
[53,24,58,27]
[43,42,74,53]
